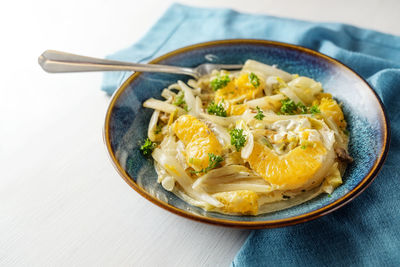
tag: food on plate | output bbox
[141,59,352,215]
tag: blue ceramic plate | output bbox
[104,40,389,228]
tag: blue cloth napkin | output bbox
[102,4,400,266]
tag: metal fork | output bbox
[38,50,243,79]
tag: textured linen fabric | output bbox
[101,4,400,266]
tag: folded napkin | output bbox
[102,3,400,266]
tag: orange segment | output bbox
[318,98,346,129]
[185,137,221,169]
[213,190,259,215]
[173,115,222,170]
[213,79,236,101]
[316,93,333,100]
[247,142,327,190]
[214,73,263,104]
[228,103,247,115]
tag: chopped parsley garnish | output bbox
[173,92,188,111]
[254,106,265,120]
[280,99,298,115]
[249,72,260,88]
[207,101,227,117]
[210,75,230,91]
[309,105,321,115]
[140,138,157,156]
[230,128,246,151]
[297,102,308,114]
[300,145,307,149]
[279,99,321,115]
[173,92,185,106]
[191,153,224,174]
[343,129,349,136]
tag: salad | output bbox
[140,60,352,215]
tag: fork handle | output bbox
[38,50,197,77]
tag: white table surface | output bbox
[1,0,399,266]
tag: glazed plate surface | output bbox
[104,40,389,228]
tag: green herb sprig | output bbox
[309,105,321,115]
[254,106,265,120]
[210,75,230,91]
[230,128,246,151]
[173,92,188,111]
[191,153,224,174]
[279,99,321,115]
[140,138,157,156]
[249,72,260,88]
[280,99,299,115]
[207,101,227,117]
